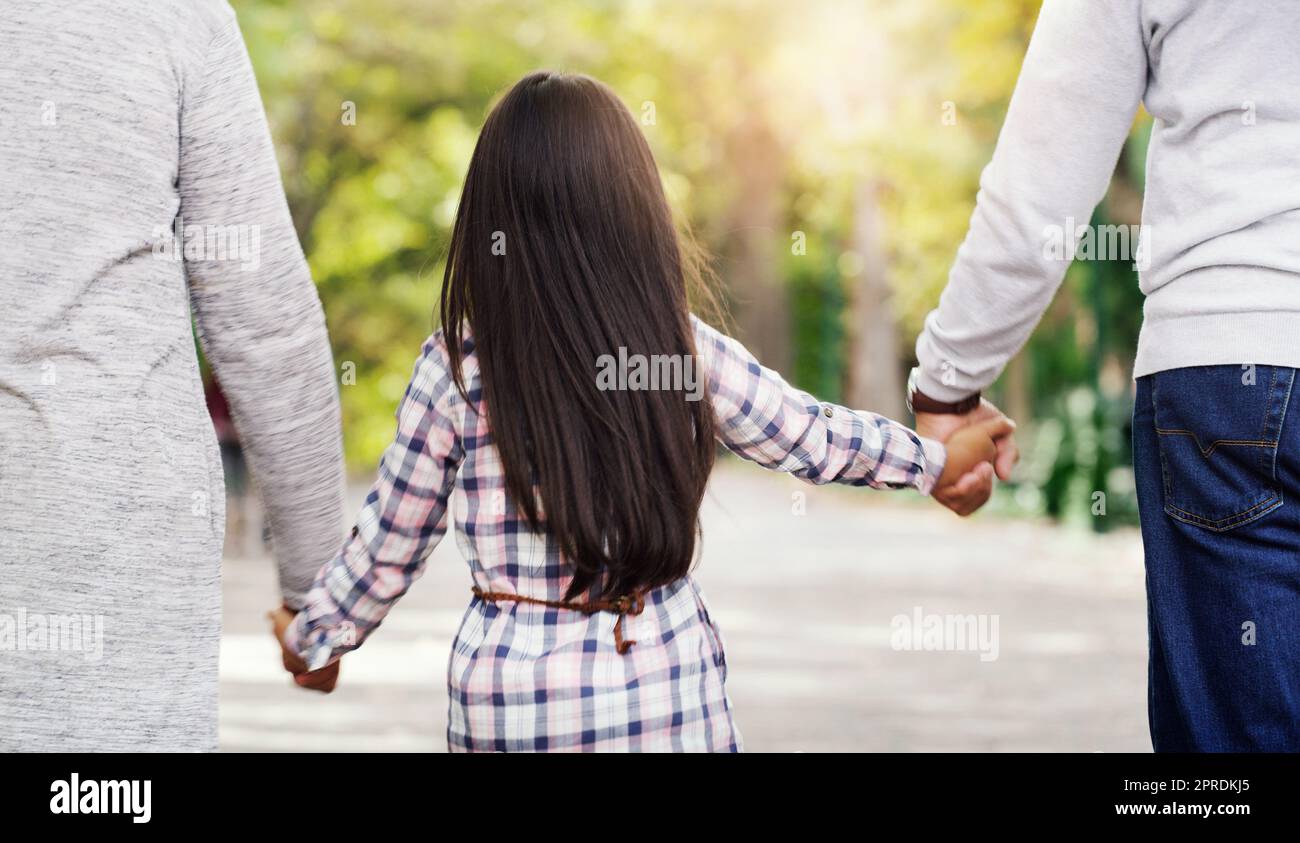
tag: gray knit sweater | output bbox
[0,1,345,750]
[916,0,1300,401]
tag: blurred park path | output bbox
[219,459,1150,752]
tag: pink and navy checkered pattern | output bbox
[285,315,946,752]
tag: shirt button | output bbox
[822,406,834,418]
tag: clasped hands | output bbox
[267,605,340,693]
[922,399,1019,517]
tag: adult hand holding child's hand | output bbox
[267,606,340,694]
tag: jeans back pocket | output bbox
[1152,365,1294,532]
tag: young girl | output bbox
[273,71,1010,752]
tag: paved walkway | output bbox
[219,461,1151,751]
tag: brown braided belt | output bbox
[472,585,647,654]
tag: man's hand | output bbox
[917,398,1020,516]
[267,606,340,694]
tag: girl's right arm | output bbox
[693,315,948,495]
[281,333,465,671]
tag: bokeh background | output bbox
[217,0,1153,751]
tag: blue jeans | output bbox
[1133,365,1300,751]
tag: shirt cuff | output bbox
[283,610,350,672]
[915,436,948,497]
[914,365,979,405]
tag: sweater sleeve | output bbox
[179,7,347,608]
[914,0,1148,402]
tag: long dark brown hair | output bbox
[439,71,717,601]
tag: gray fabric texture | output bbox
[917,0,1300,400]
[0,0,346,750]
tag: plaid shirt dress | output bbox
[284,316,946,752]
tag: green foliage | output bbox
[787,247,848,403]
[1016,388,1138,529]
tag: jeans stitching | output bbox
[1269,369,1294,489]
[1165,499,1281,531]
[1261,365,1278,477]
[1152,430,1277,456]
[1164,494,1280,529]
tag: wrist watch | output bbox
[906,366,981,415]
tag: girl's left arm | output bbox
[694,315,947,495]
[282,334,465,670]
